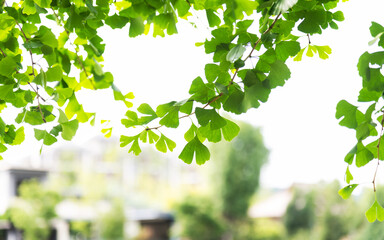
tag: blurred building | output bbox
[0,136,201,240]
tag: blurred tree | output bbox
[98,200,125,240]
[284,189,315,236]
[70,221,93,240]
[7,179,61,240]
[218,123,269,221]
[175,122,269,239]
[175,195,225,240]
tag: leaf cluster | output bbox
[336,21,384,222]
[0,0,345,165]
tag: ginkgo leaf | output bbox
[338,184,358,200]
[179,136,210,165]
[155,134,176,153]
[270,0,298,15]
[226,44,246,63]
[366,198,384,223]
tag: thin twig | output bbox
[7,0,47,123]
[50,8,94,87]
[145,14,282,132]
[244,13,281,62]
[0,47,6,57]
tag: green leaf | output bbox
[243,70,271,106]
[297,10,326,34]
[23,110,48,125]
[159,107,180,128]
[184,123,198,142]
[344,144,357,165]
[179,136,210,165]
[34,0,52,8]
[0,143,7,153]
[105,14,129,29]
[366,198,384,223]
[175,0,190,17]
[205,64,220,83]
[46,65,63,82]
[22,0,37,15]
[195,108,227,130]
[120,135,137,147]
[366,136,384,161]
[267,60,291,88]
[333,11,344,22]
[180,101,193,115]
[357,51,384,92]
[370,22,384,38]
[206,10,221,27]
[0,84,15,100]
[234,59,245,69]
[50,125,62,137]
[147,130,159,144]
[275,41,301,61]
[314,45,332,60]
[270,0,298,15]
[345,166,353,184]
[61,119,79,140]
[33,69,47,88]
[338,184,358,200]
[155,134,176,153]
[129,139,141,155]
[38,26,58,48]
[34,128,57,145]
[336,100,364,129]
[356,142,374,167]
[369,32,384,46]
[293,47,305,61]
[189,77,216,103]
[199,124,221,143]
[356,122,370,141]
[223,86,245,114]
[12,127,25,145]
[0,56,17,77]
[226,44,246,63]
[222,119,240,141]
[358,88,381,102]
[129,17,145,37]
[101,127,112,138]
[138,103,156,116]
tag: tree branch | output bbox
[7,2,47,123]
[50,8,94,87]
[144,14,282,132]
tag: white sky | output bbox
[3,0,384,189]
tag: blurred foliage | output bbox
[98,200,125,240]
[252,218,285,240]
[7,179,61,240]
[284,188,316,235]
[175,122,269,239]
[70,221,93,239]
[175,195,225,240]
[219,123,269,221]
[357,220,384,239]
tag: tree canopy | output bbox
[0,0,384,221]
